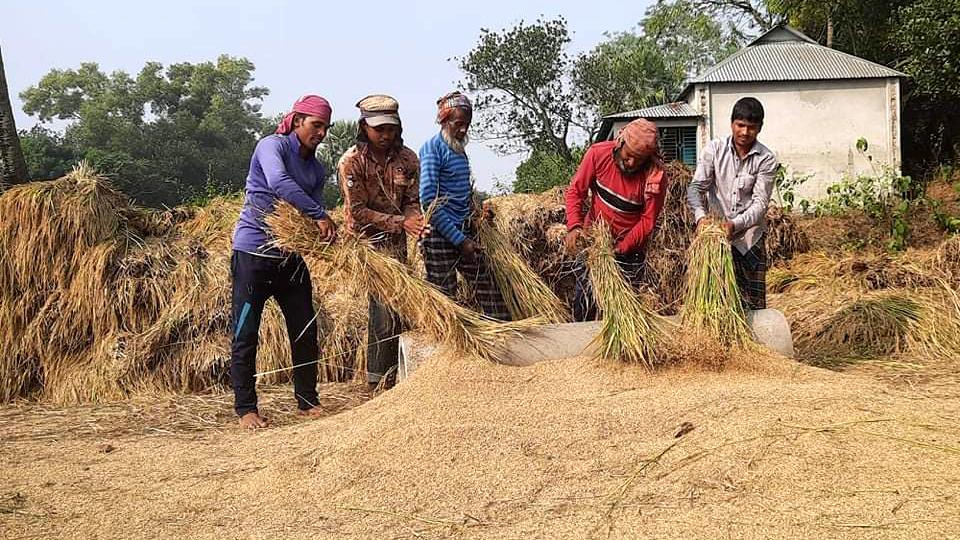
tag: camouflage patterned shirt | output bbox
[338,143,421,258]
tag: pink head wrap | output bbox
[617,118,658,157]
[275,95,333,135]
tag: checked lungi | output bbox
[732,234,767,310]
[420,233,511,321]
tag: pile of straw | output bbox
[0,166,366,405]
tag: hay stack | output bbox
[641,161,695,311]
[0,166,368,404]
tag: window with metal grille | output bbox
[657,126,697,166]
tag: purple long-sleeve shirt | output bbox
[232,132,328,256]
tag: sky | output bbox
[3,0,655,191]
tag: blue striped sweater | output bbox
[418,132,472,245]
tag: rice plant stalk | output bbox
[266,201,539,362]
[680,220,755,349]
[477,219,569,324]
[586,222,671,368]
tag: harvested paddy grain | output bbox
[2,353,959,540]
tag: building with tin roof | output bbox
[599,24,906,199]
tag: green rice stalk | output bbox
[680,220,755,349]
[586,222,672,368]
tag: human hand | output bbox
[460,238,483,264]
[402,215,429,237]
[316,217,337,242]
[722,221,735,239]
[563,228,582,256]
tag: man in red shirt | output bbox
[564,118,667,321]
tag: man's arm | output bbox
[565,148,596,231]
[259,138,328,220]
[686,140,718,224]
[338,153,404,234]
[420,141,466,245]
[731,153,778,233]
[616,169,669,254]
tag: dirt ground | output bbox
[1,354,958,540]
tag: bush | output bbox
[513,146,584,194]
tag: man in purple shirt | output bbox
[230,95,336,429]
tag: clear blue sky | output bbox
[3,0,654,191]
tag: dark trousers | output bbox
[573,250,647,322]
[421,234,511,321]
[367,295,401,385]
[732,236,767,310]
[230,250,319,416]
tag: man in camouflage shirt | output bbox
[338,95,428,390]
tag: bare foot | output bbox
[239,411,269,429]
[297,406,327,418]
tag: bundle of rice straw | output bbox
[679,219,755,350]
[586,222,672,368]
[476,219,569,323]
[266,202,538,362]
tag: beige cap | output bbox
[357,94,401,126]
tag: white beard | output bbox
[442,129,469,155]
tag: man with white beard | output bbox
[418,91,510,320]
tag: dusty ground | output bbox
[1,354,958,540]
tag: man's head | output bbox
[730,97,764,151]
[615,118,659,175]
[357,94,402,153]
[436,91,472,154]
[276,95,332,152]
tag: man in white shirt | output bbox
[687,97,779,309]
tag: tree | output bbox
[315,119,358,206]
[0,45,28,187]
[20,55,272,206]
[642,0,741,78]
[571,0,741,135]
[513,145,585,194]
[458,18,580,162]
[691,0,778,38]
[891,0,960,167]
[571,33,675,135]
[19,126,76,180]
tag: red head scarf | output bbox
[276,95,333,135]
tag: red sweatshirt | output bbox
[565,141,668,254]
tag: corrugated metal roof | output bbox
[604,102,700,119]
[689,26,905,84]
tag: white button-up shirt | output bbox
[686,135,778,254]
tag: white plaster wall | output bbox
[704,79,900,201]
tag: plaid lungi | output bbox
[732,235,767,310]
[420,233,512,321]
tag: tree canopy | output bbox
[19,55,273,206]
